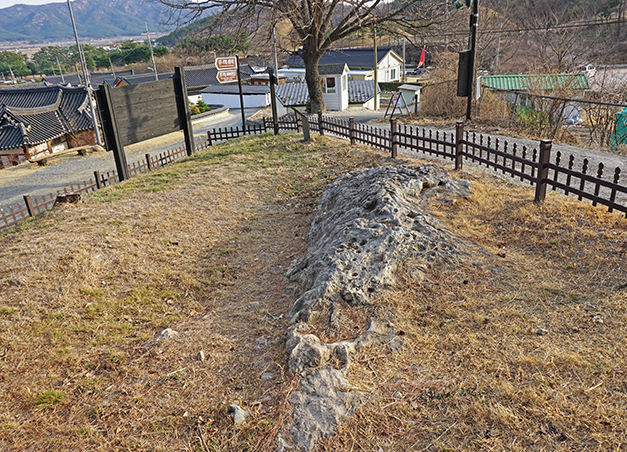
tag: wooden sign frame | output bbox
[96,67,195,181]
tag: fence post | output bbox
[173,67,195,156]
[391,119,398,158]
[145,153,152,171]
[207,131,213,147]
[23,195,34,217]
[318,111,324,136]
[455,121,464,170]
[534,140,552,203]
[94,171,102,189]
[349,118,355,145]
[297,115,302,133]
[302,115,311,142]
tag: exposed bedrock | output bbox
[286,164,472,323]
[279,164,474,452]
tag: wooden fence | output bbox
[205,113,627,217]
[0,136,211,231]
[4,111,627,232]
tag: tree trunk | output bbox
[303,50,325,113]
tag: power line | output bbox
[428,17,627,38]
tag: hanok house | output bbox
[0,86,96,169]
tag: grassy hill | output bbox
[0,133,626,450]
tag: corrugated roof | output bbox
[481,73,589,91]
[275,80,380,106]
[0,86,92,150]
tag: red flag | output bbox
[418,46,425,68]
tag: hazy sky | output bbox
[0,0,61,8]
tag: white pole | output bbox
[273,27,279,78]
[67,0,103,145]
[145,22,158,81]
[56,56,65,84]
[402,38,406,82]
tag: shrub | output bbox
[196,100,211,113]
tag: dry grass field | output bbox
[0,133,626,451]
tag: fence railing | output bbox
[0,141,205,231]
[4,110,627,232]
[204,113,627,217]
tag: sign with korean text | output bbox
[216,70,238,84]
[215,56,237,71]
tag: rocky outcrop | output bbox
[286,164,471,323]
[280,164,473,452]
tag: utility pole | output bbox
[402,38,406,82]
[67,0,103,145]
[466,0,478,121]
[108,56,116,78]
[56,56,65,84]
[144,22,158,81]
[373,26,378,110]
[272,26,279,78]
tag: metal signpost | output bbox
[216,56,246,132]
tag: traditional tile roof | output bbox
[0,86,92,150]
[276,83,309,106]
[184,65,218,90]
[284,48,400,69]
[275,80,380,106]
[481,73,590,91]
[114,72,174,87]
[348,80,380,103]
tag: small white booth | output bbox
[319,63,349,111]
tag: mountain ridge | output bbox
[0,0,166,42]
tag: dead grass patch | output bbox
[316,172,627,452]
[0,134,387,451]
[1,132,626,451]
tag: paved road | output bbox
[0,108,259,213]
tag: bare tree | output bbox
[153,0,446,112]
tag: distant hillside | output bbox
[0,0,166,42]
